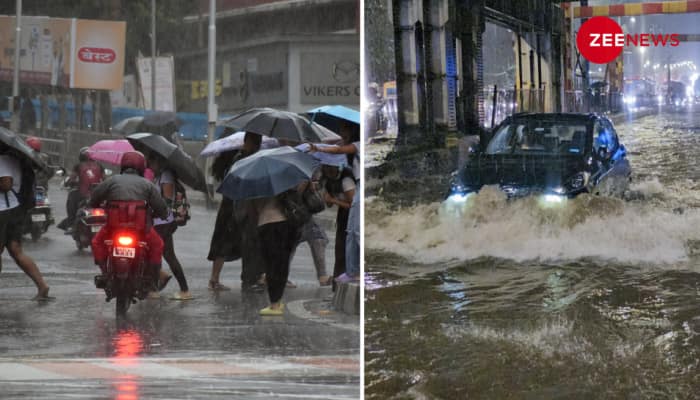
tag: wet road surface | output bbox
[0,185,359,399]
[365,108,700,399]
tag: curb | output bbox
[332,282,360,315]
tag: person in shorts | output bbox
[0,151,51,300]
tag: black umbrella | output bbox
[141,111,183,128]
[0,127,50,172]
[126,132,206,192]
[217,146,317,201]
[222,107,341,144]
[138,111,183,143]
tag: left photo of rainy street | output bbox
[0,1,360,398]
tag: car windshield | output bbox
[485,120,588,155]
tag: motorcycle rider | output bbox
[89,151,168,291]
[57,147,104,231]
[25,136,53,189]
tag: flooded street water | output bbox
[365,109,700,399]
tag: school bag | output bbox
[172,180,191,226]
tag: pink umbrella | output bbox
[87,140,135,165]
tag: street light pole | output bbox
[205,0,217,207]
[207,0,216,145]
[151,0,156,111]
[11,0,22,131]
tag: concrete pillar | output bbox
[428,0,450,137]
[456,0,483,136]
[393,0,422,146]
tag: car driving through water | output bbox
[447,113,631,204]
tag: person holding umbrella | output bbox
[307,121,360,283]
[147,152,192,300]
[208,131,265,291]
[217,146,318,315]
[320,160,355,289]
[0,141,51,300]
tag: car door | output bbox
[595,119,631,195]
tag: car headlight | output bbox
[623,95,636,104]
[446,192,473,203]
[542,194,565,204]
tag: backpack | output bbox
[172,180,191,226]
[303,185,326,214]
[280,190,312,227]
[17,162,36,210]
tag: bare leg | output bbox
[210,257,224,283]
[208,257,230,290]
[8,241,50,298]
[309,239,330,285]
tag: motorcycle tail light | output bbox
[117,235,134,246]
[91,208,105,217]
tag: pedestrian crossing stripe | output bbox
[0,356,359,381]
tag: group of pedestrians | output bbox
[0,115,361,317]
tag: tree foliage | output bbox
[365,0,396,84]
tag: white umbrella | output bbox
[199,131,279,157]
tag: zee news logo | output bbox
[577,16,681,64]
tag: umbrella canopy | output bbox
[307,105,360,135]
[200,131,279,157]
[86,140,135,165]
[294,143,347,167]
[221,108,341,144]
[217,146,317,201]
[0,127,50,171]
[138,111,184,143]
[126,133,206,191]
[141,111,183,128]
[112,116,144,135]
[307,105,360,124]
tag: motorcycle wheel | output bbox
[116,293,131,316]
[30,228,42,242]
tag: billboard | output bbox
[70,19,126,90]
[0,16,125,90]
[300,52,359,105]
[137,56,176,112]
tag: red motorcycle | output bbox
[98,201,154,316]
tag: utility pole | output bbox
[11,0,22,131]
[151,0,156,111]
[205,0,217,207]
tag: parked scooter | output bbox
[23,186,54,241]
[72,203,107,250]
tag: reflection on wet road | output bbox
[0,187,359,399]
[365,109,700,398]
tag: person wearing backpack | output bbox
[320,164,356,289]
[147,153,192,300]
[0,148,51,300]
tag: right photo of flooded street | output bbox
[364,0,700,398]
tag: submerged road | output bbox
[365,108,700,399]
[0,183,360,399]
